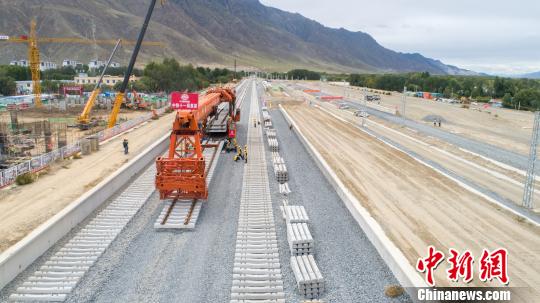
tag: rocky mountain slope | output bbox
[0,0,473,74]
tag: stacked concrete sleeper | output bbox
[263,106,325,299]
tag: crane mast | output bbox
[1,20,162,109]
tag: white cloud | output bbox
[260,0,540,74]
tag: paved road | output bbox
[293,83,534,173]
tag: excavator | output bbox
[155,87,239,200]
[125,89,149,110]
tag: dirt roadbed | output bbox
[284,103,539,302]
[0,112,175,252]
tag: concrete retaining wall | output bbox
[0,134,169,289]
[279,104,426,290]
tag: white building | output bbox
[10,60,57,71]
[10,60,29,67]
[39,61,57,71]
[62,59,82,68]
[74,74,138,86]
[88,60,120,69]
[88,60,106,70]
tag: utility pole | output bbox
[401,86,407,121]
[363,87,367,108]
[522,111,540,209]
[234,59,237,80]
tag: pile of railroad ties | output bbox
[262,106,325,300]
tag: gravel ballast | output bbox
[264,98,410,302]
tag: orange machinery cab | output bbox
[155,88,236,200]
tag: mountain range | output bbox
[0,0,475,75]
[517,71,540,79]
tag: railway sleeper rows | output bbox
[9,165,157,302]
[230,84,285,303]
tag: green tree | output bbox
[0,65,31,81]
[0,76,16,95]
[287,69,321,80]
[493,77,512,98]
[502,93,513,108]
[41,80,60,93]
[513,89,540,110]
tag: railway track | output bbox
[9,164,157,302]
[154,141,224,229]
[2,79,410,302]
[230,83,285,302]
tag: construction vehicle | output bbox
[125,90,149,110]
[107,0,165,128]
[77,40,122,130]
[1,20,162,108]
[155,87,238,200]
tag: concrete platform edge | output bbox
[0,133,169,290]
[278,104,426,291]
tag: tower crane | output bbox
[0,20,163,108]
[155,88,239,200]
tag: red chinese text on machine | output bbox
[171,92,199,110]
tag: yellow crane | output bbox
[107,0,166,128]
[77,39,122,130]
[1,20,163,108]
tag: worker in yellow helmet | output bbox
[243,144,248,163]
[234,146,244,162]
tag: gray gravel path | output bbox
[265,100,410,302]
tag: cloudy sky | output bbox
[260,0,540,75]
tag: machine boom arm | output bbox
[77,39,122,127]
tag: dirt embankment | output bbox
[285,103,539,302]
[0,112,175,252]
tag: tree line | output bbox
[0,58,243,96]
[4,61,540,111]
[348,72,540,110]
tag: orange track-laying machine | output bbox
[155,87,239,200]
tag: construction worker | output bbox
[123,138,129,155]
[438,119,442,127]
[234,146,244,162]
[243,144,248,163]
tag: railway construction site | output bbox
[0,77,538,303]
